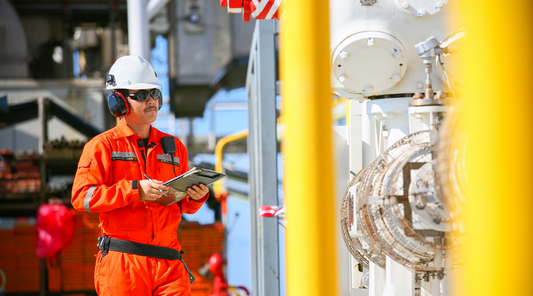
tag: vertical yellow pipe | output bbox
[280,1,338,296]
[463,1,533,295]
[346,99,350,126]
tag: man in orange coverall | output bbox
[71,55,209,296]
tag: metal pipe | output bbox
[462,1,533,296]
[280,1,339,296]
[424,63,433,99]
[127,0,150,60]
[38,97,48,206]
[147,0,170,20]
[214,129,248,197]
[208,103,216,151]
[214,129,247,227]
[110,0,116,62]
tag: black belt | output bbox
[97,236,182,260]
[97,236,195,284]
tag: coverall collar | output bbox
[117,119,157,139]
[117,119,164,146]
[116,119,137,138]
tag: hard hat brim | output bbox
[107,82,163,90]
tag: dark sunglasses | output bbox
[128,89,162,102]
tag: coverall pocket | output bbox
[111,161,140,183]
[158,162,180,180]
[77,157,92,185]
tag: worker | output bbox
[71,55,209,296]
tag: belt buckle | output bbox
[97,236,110,258]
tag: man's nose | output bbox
[147,96,157,105]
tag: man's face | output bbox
[123,88,160,125]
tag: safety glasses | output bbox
[128,89,162,102]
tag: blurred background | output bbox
[0,0,290,295]
[3,0,531,296]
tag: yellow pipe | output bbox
[345,100,350,126]
[281,0,338,296]
[213,129,248,196]
[462,1,533,295]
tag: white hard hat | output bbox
[105,55,162,90]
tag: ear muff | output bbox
[106,90,130,117]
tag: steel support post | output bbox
[333,126,351,296]
[38,97,48,205]
[38,97,49,296]
[246,20,279,296]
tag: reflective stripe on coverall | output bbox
[72,119,207,296]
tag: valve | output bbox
[415,36,442,99]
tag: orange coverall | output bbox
[72,119,207,295]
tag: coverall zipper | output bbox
[138,140,156,241]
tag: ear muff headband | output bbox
[106,90,130,117]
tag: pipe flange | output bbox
[409,98,448,107]
[332,31,408,96]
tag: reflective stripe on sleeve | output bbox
[84,185,97,212]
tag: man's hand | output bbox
[187,184,209,201]
[139,180,169,203]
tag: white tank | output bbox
[335,2,466,295]
[330,0,463,99]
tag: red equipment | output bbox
[208,252,249,296]
[36,204,75,258]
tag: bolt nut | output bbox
[418,9,427,16]
[363,85,374,93]
[367,38,374,47]
[339,51,350,60]
[435,91,446,99]
[413,92,422,100]
[437,1,444,8]
[339,76,347,84]
[391,74,400,82]
[401,2,409,9]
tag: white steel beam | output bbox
[246,20,280,296]
[147,0,169,20]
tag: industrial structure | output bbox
[1,0,532,295]
[229,0,466,295]
[0,0,254,294]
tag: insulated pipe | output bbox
[280,1,339,296]
[462,1,533,296]
[128,0,150,60]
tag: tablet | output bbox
[163,167,226,193]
